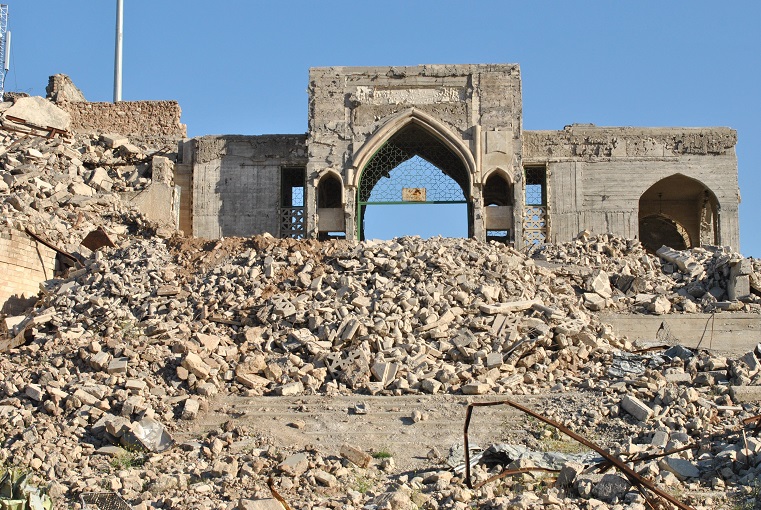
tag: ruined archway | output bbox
[355,117,472,240]
[638,174,719,253]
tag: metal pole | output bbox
[114,0,123,102]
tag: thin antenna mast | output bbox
[0,4,9,99]
[114,0,123,102]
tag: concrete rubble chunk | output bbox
[341,444,372,468]
[181,398,200,420]
[656,246,703,277]
[279,452,309,476]
[587,269,612,298]
[479,300,540,315]
[659,457,700,480]
[621,394,653,422]
[183,352,211,379]
[4,96,71,131]
[237,499,284,510]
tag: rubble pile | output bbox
[0,231,759,508]
[0,122,178,256]
[532,231,761,314]
[0,100,760,509]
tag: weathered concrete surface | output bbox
[523,124,740,251]
[185,135,307,239]
[600,312,761,354]
[120,182,181,229]
[307,64,523,242]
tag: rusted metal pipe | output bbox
[463,399,695,510]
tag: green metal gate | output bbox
[356,124,470,239]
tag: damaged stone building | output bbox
[175,64,739,251]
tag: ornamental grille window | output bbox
[280,167,305,238]
[523,165,547,245]
[524,166,546,206]
[358,124,468,204]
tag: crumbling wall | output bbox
[523,125,740,250]
[0,230,56,314]
[307,64,523,241]
[58,101,187,138]
[189,135,307,239]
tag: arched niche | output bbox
[483,169,514,243]
[316,171,345,238]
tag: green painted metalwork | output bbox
[356,123,470,239]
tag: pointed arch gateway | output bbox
[638,174,720,253]
[351,109,476,240]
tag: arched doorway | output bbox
[357,123,471,240]
[638,174,719,253]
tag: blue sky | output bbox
[7,1,760,255]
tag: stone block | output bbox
[371,362,399,388]
[88,167,113,192]
[730,385,761,403]
[197,333,221,351]
[556,461,584,487]
[278,452,308,476]
[25,383,44,401]
[237,499,284,510]
[181,398,200,420]
[587,270,612,298]
[485,352,503,368]
[235,372,270,389]
[107,357,128,374]
[276,381,304,396]
[421,379,442,394]
[621,395,652,421]
[658,457,699,480]
[728,275,751,301]
[183,352,211,379]
[591,473,631,502]
[340,444,372,468]
[90,350,111,371]
[583,293,606,311]
[462,382,490,395]
[314,469,337,487]
[151,156,174,185]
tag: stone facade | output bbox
[179,64,740,250]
